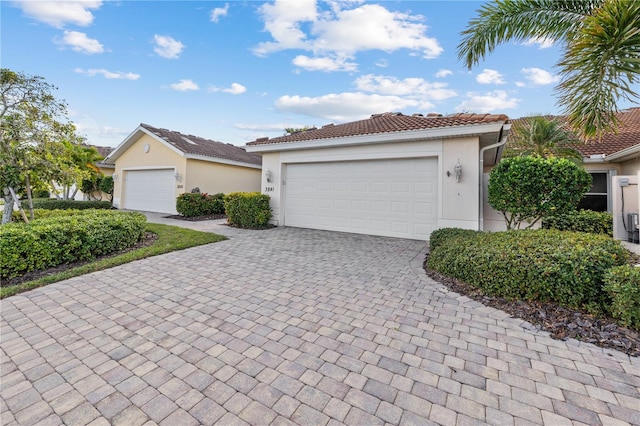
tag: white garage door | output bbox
[284,158,438,240]
[124,169,177,214]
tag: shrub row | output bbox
[176,192,225,217]
[427,228,628,312]
[543,210,613,236]
[29,198,113,210]
[604,265,640,329]
[224,192,271,228]
[1,210,146,279]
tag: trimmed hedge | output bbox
[428,227,480,251]
[1,210,146,279]
[30,198,112,210]
[543,210,613,236]
[427,229,628,311]
[176,192,225,217]
[604,265,640,329]
[224,192,271,228]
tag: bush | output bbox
[1,210,146,279]
[175,192,225,217]
[427,229,628,311]
[30,198,112,210]
[543,210,613,236]
[488,156,592,230]
[604,265,640,329]
[428,227,480,251]
[224,192,271,228]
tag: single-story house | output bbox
[103,123,262,214]
[245,112,511,240]
[574,107,640,241]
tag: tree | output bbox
[458,0,640,140]
[99,176,114,203]
[504,115,583,163]
[284,126,312,135]
[488,156,592,230]
[1,69,81,223]
[48,142,103,200]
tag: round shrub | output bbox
[224,192,271,228]
[427,229,628,311]
[542,210,613,236]
[604,265,640,329]
[176,192,225,217]
[1,210,146,279]
[428,227,480,251]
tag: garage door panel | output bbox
[284,158,438,240]
[124,169,176,214]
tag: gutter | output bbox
[478,123,511,231]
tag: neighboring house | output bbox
[245,112,511,240]
[574,107,640,241]
[103,123,262,214]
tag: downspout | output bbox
[479,124,510,231]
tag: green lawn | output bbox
[0,223,226,299]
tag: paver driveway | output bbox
[1,226,639,426]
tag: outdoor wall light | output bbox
[265,170,273,183]
[112,173,118,181]
[454,161,462,182]
[174,172,181,182]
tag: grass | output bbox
[0,223,226,299]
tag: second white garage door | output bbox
[284,158,438,240]
[124,169,177,214]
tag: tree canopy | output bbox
[458,0,640,140]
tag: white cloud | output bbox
[210,3,229,22]
[13,0,102,28]
[523,36,555,49]
[153,35,185,59]
[254,1,442,68]
[55,30,104,54]
[292,55,357,72]
[476,69,505,85]
[208,83,247,94]
[435,69,452,78]
[74,68,140,80]
[455,90,519,113]
[375,59,388,68]
[275,92,431,122]
[521,68,560,86]
[354,74,456,101]
[170,79,199,91]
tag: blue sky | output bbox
[4,0,633,148]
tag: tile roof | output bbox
[246,112,510,146]
[140,123,261,166]
[89,145,114,159]
[576,107,640,157]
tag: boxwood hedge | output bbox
[224,192,271,228]
[427,229,628,311]
[176,192,225,217]
[30,198,113,210]
[542,210,613,236]
[1,210,146,279]
[604,265,640,328]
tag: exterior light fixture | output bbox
[112,173,118,181]
[454,161,462,182]
[265,170,272,183]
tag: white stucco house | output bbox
[245,112,511,240]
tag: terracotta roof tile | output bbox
[246,112,509,146]
[140,123,261,166]
[89,145,114,158]
[576,107,640,157]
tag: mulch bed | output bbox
[2,232,159,288]
[163,214,227,221]
[423,255,639,357]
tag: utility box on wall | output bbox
[612,175,639,242]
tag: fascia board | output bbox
[245,123,506,153]
[603,143,640,162]
[185,153,262,169]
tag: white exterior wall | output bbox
[260,136,484,231]
[612,174,639,241]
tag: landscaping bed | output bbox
[424,254,640,357]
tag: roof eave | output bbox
[245,122,508,153]
[102,125,185,164]
[602,143,640,162]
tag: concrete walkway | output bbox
[1,218,639,425]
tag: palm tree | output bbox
[458,0,640,140]
[504,115,583,163]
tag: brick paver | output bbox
[1,218,639,425]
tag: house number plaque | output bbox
[264,187,274,192]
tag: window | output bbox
[578,172,610,212]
